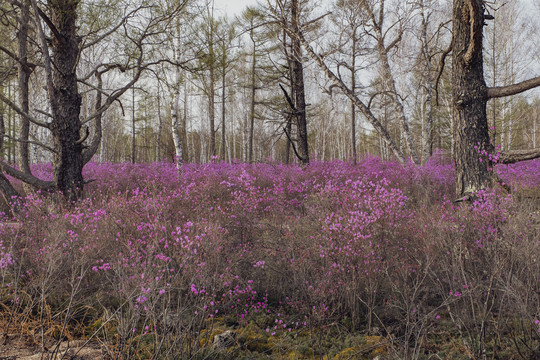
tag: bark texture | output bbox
[47,0,84,201]
[17,0,31,175]
[452,0,492,197]
[290,0,309,165]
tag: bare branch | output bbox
[30,0,57,113]
[300,12,330,31]
[0,92,50,128]
[282,120,305,162]
[1,133,57,154]
[487,76,540,99]
[0,45,35,73]
[75,126,89,145]
[435,38,453,106]
[0,161,54,190]
[279,84,295,111]
[81,6,142,50]
[273,14,405,163]
[385,29,403,53]
[499,148,540,164]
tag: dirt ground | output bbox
[0,335,107,360]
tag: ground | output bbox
[0,335,105,360]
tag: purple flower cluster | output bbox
[0,156,537,352]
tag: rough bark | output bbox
[452,0,540,197]
[452,0,492,197]
[290,0,309,165]
[0,113,21,208]
[37,0,84,201]
[17,0,31,175]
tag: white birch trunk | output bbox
[171,20,183,171]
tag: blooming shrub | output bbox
[0,157,538,358]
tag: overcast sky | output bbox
[213,0,539,17]
[212,0,260,17]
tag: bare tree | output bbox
[358,0,420,164]
[268,0,406,163]
[0,0,189,201]
[267,0,310,165]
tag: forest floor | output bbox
[0,335,104,359]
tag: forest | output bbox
[0,0,539,359]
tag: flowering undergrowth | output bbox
[0,157,538,359]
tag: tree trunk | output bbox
[248,25,256,163]
[452,0,492,198]
[351,32,357,165]
[131,82,136,164]
[0,113,21,207]
[39,0,84,201]
[17,0,31,175]
[295,30,405,163]
[375,34,419,165]
[208,30,216,158]
[221,59,226,161]
[83,72,103,164]
[157,84,162,162]
[171,18,183,170]
[291,0,309,165]
[285,117,291,164]
[420,0,433,163]
[171,82,183,170]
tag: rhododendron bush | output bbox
[0,158,538,358]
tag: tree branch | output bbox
[0,161,54,190]
[463,0,482,65]
[280,21,405,163]
[487,76,540,99]
[283,120,305,162]
[1,134,57,154]
[0,45,35,73]
[499,148,540,164]
[435,37,453,106]
[0,92,50,128]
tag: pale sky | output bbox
[213,0,538,18]
[212,0,260,17]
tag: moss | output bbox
[333,347,365,360]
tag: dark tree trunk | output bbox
[452,0,492,198]
[131,84,136,164]
[209,64,216,158]
[18,0,31,175]
[291,0,309,165]
[48,0,84,201]
[221,62,226,161]
[0,113,21,208]
[248,27,256,163]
